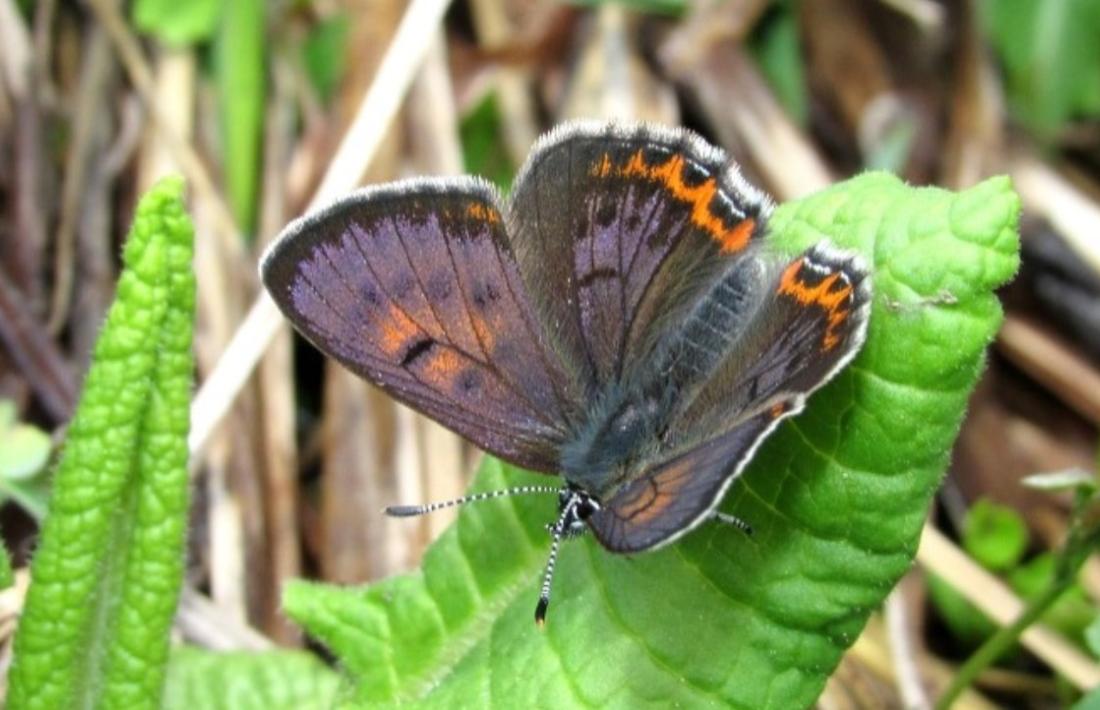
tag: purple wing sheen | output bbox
[588,402,797,553]
[508,121,772,391]
[261,177,583,472]
[588,243,871,552]
[668,242,871,443]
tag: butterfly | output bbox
[261,120,871,624]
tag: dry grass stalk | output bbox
[917,524,1100,690]
[254,53,303,645]
[188,0,456,461]
[660,33,832,199]
[997,316,1100,426]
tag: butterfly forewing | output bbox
[508,121,772,392]
[261,178,583,472]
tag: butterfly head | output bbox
[556,485,601,538]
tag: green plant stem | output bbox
[935,574,1075,709]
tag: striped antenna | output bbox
[711,510,754,536]
[384,485,560,517]
[535,495,578,626]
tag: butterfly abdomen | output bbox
[660,257,767,387]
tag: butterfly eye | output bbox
[576,498,598,519]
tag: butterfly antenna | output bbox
[384,485,560,517]
[535,498,577,626]
[711,511,754,537]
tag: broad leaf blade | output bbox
[284,173,1020,708]
[162,648,341,710]
[8,177,195,709]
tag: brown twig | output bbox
[47,18,115,334]
[997,316,1100,426]
[917,524,1100,690]
[71,93,139,362]
[884,580,932,709]
[255,52,302,645]
[0,267,76,421]
[1009,150,1100,277]
[84,0,243,252]
[10,4,51,305]
[467,0,540,166]
[188,0,456,460]
[659,24,832,199]
[175,587,275,651]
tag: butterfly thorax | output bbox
[559,379,674,496]
[558,256,769,497]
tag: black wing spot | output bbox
[578,267,619,288]
[427,275,454,302]
[360,284,382,307]
[576,213,590,239]
[680,159,711,187]
[393,273,417,299]
[471,281,501,309]
[400,338,435,367]
[460,370,481,393]
[596,202,618,228]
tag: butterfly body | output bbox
[262,120,871,619]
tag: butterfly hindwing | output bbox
[590,243,871,552]
[261,178,583,472]
[508,121,772,392]
[670,242,871,441]
[588,403,795,553]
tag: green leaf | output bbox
[460,93,515,193]
[0,531,12,590]
[302,14,349,104]
[926,573,998,648]
[750,3,808,126]
[1085,616,1100,659]
[216,0,265,235]
[283,173,1020,708]
[963,498,1029,572]
[162,647,341,710]
[7,177,196,710]
[1073,685,1100,710]
[567,0,686,17]
[0,476,51,521]
[0,399,53,520]
[0,400,51,481]
[981,0,1100,139]
[1009,554,1096,647]
[132,0,221,47]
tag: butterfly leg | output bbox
[710,511,754,537]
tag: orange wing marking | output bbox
[422,348,463,386]
[777,259,853,351]
[590,150,754,253]
[377,302,423,357]
[466,202,501,224]
[614,458,694,525]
